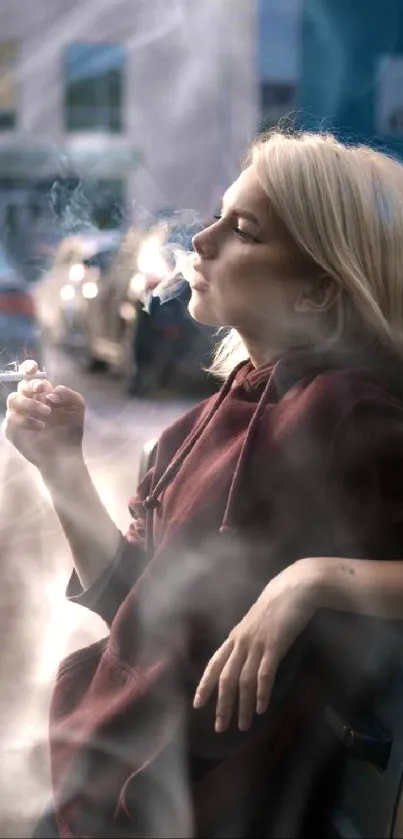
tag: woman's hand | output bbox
[2,359,86,477]
[193,558,320,733]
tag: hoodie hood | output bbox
[141,342,403,554]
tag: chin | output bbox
[187,295,223,327]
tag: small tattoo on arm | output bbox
[338,563,355,576]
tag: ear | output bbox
[293,276,340,314]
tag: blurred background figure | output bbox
[33,219,216,397]
[0,0,402,836]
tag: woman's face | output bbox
[189,166,320,349]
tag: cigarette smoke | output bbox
[0,1,284,834]
[0,357,194,836]
[0,0,256,833]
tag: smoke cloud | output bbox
[0,0,257,836]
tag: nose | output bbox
[192,222,219,259]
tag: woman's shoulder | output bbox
[276,345,403,416]
[274,359,403,450]
[310,362,403,409]
[291,364,403,449]
[269,365,403,485]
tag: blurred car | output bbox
[67,223,218,396]
[33,230,122,346]
[0,247,43,397]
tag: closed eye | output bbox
[212,214,260,243]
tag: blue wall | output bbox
[258,0,300,82]
[299,0,403,153]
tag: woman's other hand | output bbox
[193,558,320,732]
[2,359,86,477]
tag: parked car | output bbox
[33,230,122,346]
[0,247,43,401]
[68,223,218,396]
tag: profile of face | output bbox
[190,166,337,354]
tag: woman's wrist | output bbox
[294,555,358,613]
[41,451,88,493]
[293,555,335,611]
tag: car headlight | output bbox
[129,273,146,298]
[60,284,76,302]
[69,263,86,283]
[137,234,168,279]
[82,281,98,300]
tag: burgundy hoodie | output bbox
[49,348,403,837]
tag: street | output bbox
[0,346,195,837]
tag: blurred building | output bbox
[299,0,403,154]
[257,0,302,131]
[0,0,259,277]
[257,0,403,162]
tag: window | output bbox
[0,42,17,130]
[65,43,125,133]
[260,82,296,130]
[257,0,301,131]
[377,55,403,136]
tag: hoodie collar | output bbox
[234,359,276,391]
[237,342,403,399]
[142,342,403,553]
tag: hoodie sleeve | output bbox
[64,398,215,626]
[66,466,154,627]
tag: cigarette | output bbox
[0,371,47,383]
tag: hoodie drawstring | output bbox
[143,361,249,555]
[219,370,276,533]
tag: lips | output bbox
[189,261,209,291]
[190,277,209,292]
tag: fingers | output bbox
[193,639,277,735]
[238,647,263,731]
[18,377,53,399]
[215,647,246,732]
[3,410,45,434]
[18,380,83,410]
[4,391,51,436]
[256,653,275,716]
[7,391,51,422]
[214,647,276,732]
[193,638,233,710]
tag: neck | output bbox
[240,328,328,369]
[240,335,291,369]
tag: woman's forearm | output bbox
[42,456,121,589]
[304,555,403,620]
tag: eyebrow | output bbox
[221,197,261,228]
[233,208,261,227]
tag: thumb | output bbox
[47,385,85,410]
[18,359,40,378]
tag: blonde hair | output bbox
[211,128,403,378]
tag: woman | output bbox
[6,129,403,837]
